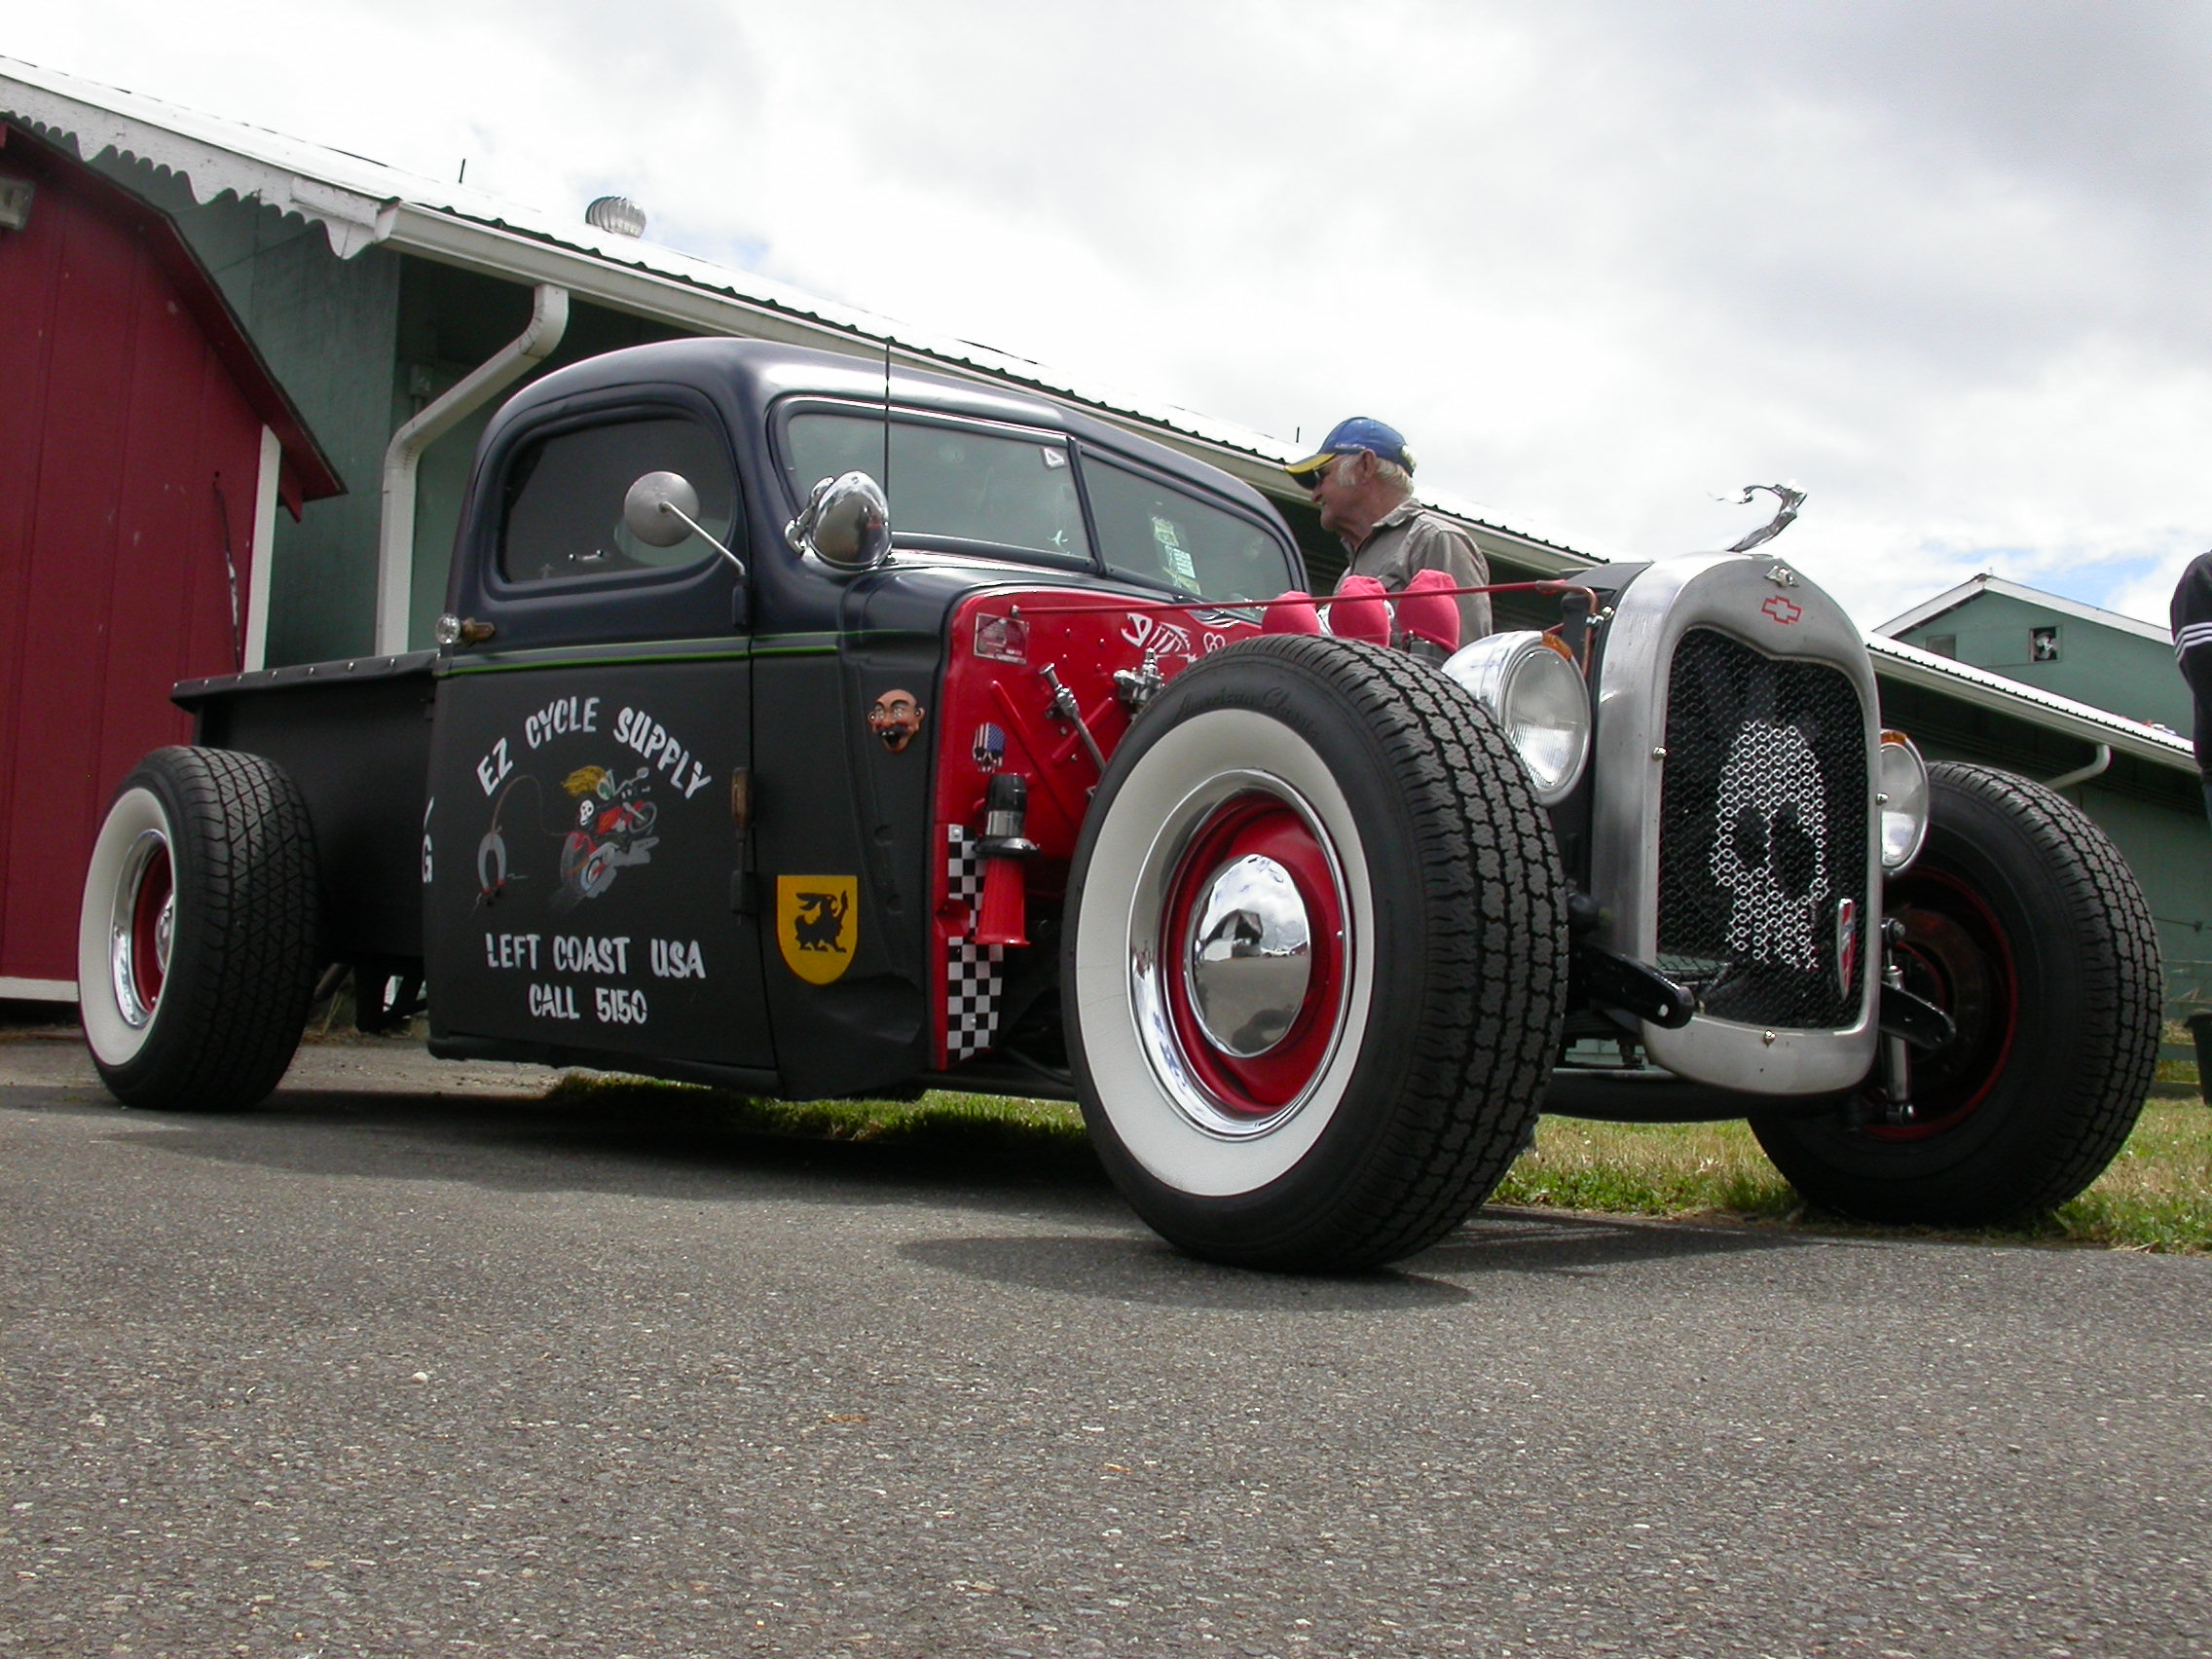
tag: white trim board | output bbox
[0,976,78,1003]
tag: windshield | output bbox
[784,412,1089,562]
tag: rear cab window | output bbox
[499,414,738,587]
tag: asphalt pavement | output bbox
[2,1032,2207,1659]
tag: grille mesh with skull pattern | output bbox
[1656,627,1868,1028]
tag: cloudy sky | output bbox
[10,0,2208,628]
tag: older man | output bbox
[1286,417,1491,645]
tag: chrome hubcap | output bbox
[1184,854,1312,1056]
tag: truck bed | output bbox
[172,652,438,964]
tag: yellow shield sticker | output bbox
[777,875,858,984]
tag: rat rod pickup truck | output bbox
[78,339,2160,1271]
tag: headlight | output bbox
[1440,631,1592,805]
[1878,731,1930,871]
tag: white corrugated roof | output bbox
[1868,633,2193,772]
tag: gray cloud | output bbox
[13,0,2212,623]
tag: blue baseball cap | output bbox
[1286,416,1416,481]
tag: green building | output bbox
[4,54,2206,1020]
[1878,575,2209,1017]
[1882,573,2192,733]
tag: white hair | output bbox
[1372,456,1415,496]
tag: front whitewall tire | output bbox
[1072,708,1375,1196]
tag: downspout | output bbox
[375,282,570,654]
[2045,743,2112,793]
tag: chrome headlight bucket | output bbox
[1878,730,1931,871]
[1441,630,1592,805]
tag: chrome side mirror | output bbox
[623,470,703,547]
[786,471,892,572]
[622,470,745,574]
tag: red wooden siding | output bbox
[0,141,271,988]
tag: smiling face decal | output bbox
[867,688,927,754]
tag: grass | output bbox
[543,1071,2212,1253]
[1499,1103,2212,1253]
[1493,1117,1800,1220]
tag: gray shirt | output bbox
[1337,500,1492,645]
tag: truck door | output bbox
[424,393,773,1076]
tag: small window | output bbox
[2031,625,2060,662]
[1924,633,1957,659]
[1085,456,1296,604]
[499,415,737,585]
[784,412,1088,562]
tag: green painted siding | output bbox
[1898,589,2191,734]
[2072,781,2212,1014]
[392,263,687,650]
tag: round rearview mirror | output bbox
[623,471,702,548]
[785,471,892,572]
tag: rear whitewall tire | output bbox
[79,786,173,1069]
[76,747,321,1112]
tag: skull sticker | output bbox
[1710,719,1828,974]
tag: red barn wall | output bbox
[0,151,270,992]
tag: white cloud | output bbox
[9,0,2208,628]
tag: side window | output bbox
[499,415,737,585]
[784,412,1089,562]
[1084,456,1297,604]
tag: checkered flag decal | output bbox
[945,825,1004,1062]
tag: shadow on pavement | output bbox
[903,1205,1813,1310]
[901,1233,1476,1309]
[8,1083,1121,1216]
[7,1086,1821,1296]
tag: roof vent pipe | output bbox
[375,282,569,653]
[586,196,646,238]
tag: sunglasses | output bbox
[1302,456,1343,494]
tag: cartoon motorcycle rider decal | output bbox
[553,764,659,911]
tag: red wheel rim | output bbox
[127,837,172,1018]
[1867,867,2018,1140]
[1159,793,1347,1115]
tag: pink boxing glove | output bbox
[1261,590,1324,635]
[1397,568,1462,654]
[1327,575,1391,645]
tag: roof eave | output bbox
[1867,637,2194,774]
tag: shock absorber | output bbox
[1879,914,1914,1124]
